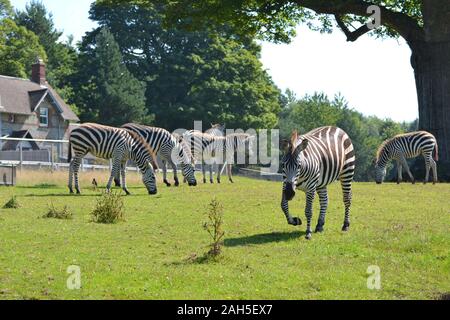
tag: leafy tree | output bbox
[14,0,78,100]
[0,17,46,78]
[71,27,152,126]
[81,2,282,130]
[0,0,12,20]
[144,0,450,176]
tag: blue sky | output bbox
[11,0,418,122]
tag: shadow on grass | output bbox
[224,231,304,247]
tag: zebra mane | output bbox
[376,131,425,162]
[125,129,159,170]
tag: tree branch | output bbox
[292,0,425,43]
[334,14,371,42]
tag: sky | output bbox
[10,0,419,122]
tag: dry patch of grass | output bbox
[3,196,20,209]
[90,191,125,224]
[42,203,73,220]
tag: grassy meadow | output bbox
[0,169,449,300]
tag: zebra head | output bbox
[142,163,158,194]
[374,162,386,184]
[281,131,309,201]
[175,135,197,186]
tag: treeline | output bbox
[0,0,416,181]
[279,91,417,181]
[0,0,281,130]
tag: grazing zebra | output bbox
[120,124,197,187]
[375,131,438,184]
[68,123,158,195]
[183,130,254,184]
[281,127,355,240]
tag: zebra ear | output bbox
[281,139,290,153]
[290,130,298,147]
[294,139,308,154]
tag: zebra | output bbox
[204,124,226,183]
[182,130,254,184]
[120,124,197,187]
[375,131,438,184]
[281,126,355,240]
[68,123,158,195]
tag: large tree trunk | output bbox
[410,1,450,181]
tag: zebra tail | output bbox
[433,142,439,161]
[68,142,72,163]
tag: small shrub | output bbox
[43,203,73,220]
[91,191,125,224]
[203,198,225,257]
[3,196,20,209]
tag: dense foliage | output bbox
[279,92,416,181]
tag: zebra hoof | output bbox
[174,181,180,187]
[203,179,207,184]
[76,191,81,195]
[315,225,324,233]
[291,217,302,226]
[305,233,312,240]
[342,224,350,232]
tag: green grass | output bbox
[0,175,449,300]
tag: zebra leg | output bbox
[227,164,234,183]
[217,164,222,184]
[304,190,316,240]
[397,160,403,184]
[121,163,131,195]
[114,163,122,187]
[424,154,432,184]
[68,160,74,194]
[202,161,207,184]
[341,180,352,232]
[315,188,328,233]
[72,157,82,194]
[400,157,415,184]
[209,164,214,184]
[431,159,438,184]
[280,189,302,226]
[169,160,180,187]
[162,160,171,187]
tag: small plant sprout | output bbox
[3,196,20,209]
[203,198,225,257]
[43,203,73,220]
[91,191,125,224]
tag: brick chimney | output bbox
[31,57,46,85]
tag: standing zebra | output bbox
[281,127,355,240]
[375,131,438,184]
[205,124,226,183]
[68,123,158,195]
[121,124,197,187]
[183,130,254,184]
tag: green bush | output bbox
[43,203,73,220]
[3,196,20,209]
[203,198,225,257]
[91,191,125,224]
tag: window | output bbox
[39,107,49,127]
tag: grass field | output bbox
[0,170,449,300]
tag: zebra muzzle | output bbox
[284,183,296,201]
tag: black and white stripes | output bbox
[122,123,197,187]
[375,130,438,184]
[281,126,355,240]
[68,123,158,195]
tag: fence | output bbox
[0,136,121,172]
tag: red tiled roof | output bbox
[0,75,79,122]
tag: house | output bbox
[0,58,79,161]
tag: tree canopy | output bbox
[82,2,282,130]
[0,17,46,78]
[71,27,152,126]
